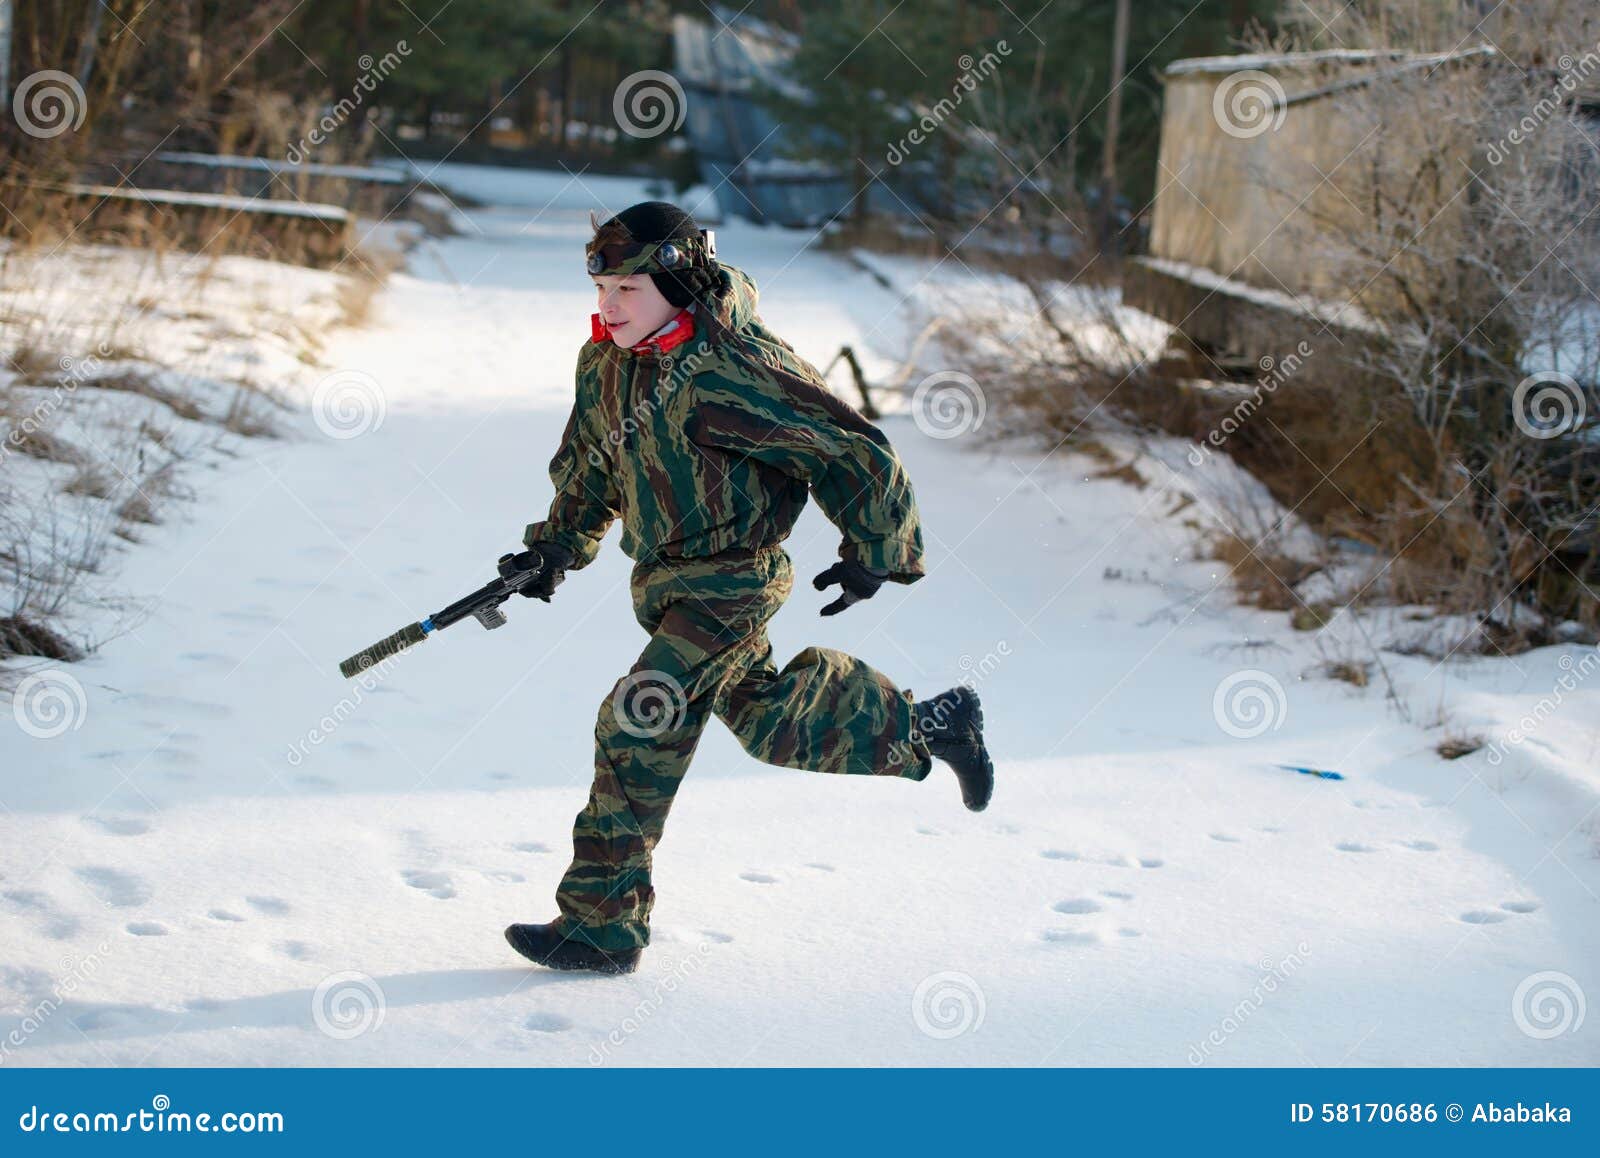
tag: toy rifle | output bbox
[338,554,543,678]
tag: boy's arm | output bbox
[522,392,618,571]
[691,364,925,583]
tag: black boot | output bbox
[913,687,994,812]
[504,922,642,975]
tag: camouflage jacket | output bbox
[524,265,925,583]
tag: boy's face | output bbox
[591,273,677,349]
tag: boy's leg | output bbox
[714,557,934,782]
[553,554,787,951]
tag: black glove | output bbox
[497,542,575,602]
[812,559,889,616]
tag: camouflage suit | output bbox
[526,265,932,952]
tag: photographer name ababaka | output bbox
[1470,1103,1572,1124]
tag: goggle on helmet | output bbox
[585,230,717,277]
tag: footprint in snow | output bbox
[523,1013,572,1033]
[277,941,315,960]
[1400,839,1440,852]
[126,921,168,936]
[1459,909,1510,925]
[804,863,835,872]
[1336,841,1379,853]
[117,693,232,719]
[2,891,81,940]
[1040,849,1080,861]
[83,815,152,836]
[401,869,456,899]
[700,930,734,944]
[1500,900,1540,914]
[1138,857,1165,869]
[511,841,551,854]
[739,872,779,885]
[208,909,246,923]
[1042,929,1101,946]
[1210,833,1242,843]
[1053,898,1104,915]
[75,866,151,908]
[245,895,291,916]
[482,870,525,884]
[1117,927,1143,938]
[178,651,238,667]
[1101,889,1134,901]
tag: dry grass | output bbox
[1436,733,1486,761]
[1206,530,1322,612]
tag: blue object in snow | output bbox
[1275,763,1345,781]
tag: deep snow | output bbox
[1,164,1596,1066]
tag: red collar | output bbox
[590,309,697,355]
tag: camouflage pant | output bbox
[555,545,932,951]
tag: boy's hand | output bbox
[497,542,575,602]
[812,559,889,616]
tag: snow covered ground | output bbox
[1,163,1596,1066]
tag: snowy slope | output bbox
[1,164,1596,1066]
